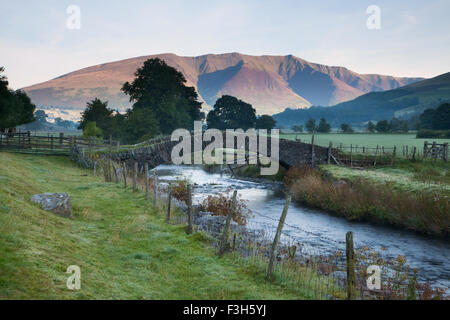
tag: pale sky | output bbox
[1,0,449,89]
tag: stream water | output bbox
[154,164,449,289]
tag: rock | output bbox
[31,193,73,218]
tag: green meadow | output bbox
[280,133,449,154]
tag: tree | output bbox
[79,98,113,131]
[122,58,203,139]
[305,118,316,133]
[292,125,303,133]
[317,118,331,133]
[419,109,435,129]
[206,95,256,130]
[340,123,354,133]
[0,67,35,131]
[389,117,403,132]
[256,115,276,130]
[82,122,102,138]
[432,103,450,130]
[34,110,48,123]
[367,121,376,133]
[375,120,390,133]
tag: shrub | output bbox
[416,129,450,138]
[201,191,252,225]
[171,179,190,203]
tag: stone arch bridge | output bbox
[101,134,340,173]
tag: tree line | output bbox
[78,58,276,143]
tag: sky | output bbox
[1,0,449,89]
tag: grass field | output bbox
[0,152,326,299]
[281,133,450,155]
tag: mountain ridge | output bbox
[273,71,450,128]
[23,53,424,117]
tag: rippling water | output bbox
[155,164,450,289]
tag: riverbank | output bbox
[0,152,324,299]
[286,163,449,237]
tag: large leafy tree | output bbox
[419,109,435,129]
[256,114,276,130]
[432,103,450,130]
[122,58,203,138]
[305,118,316,133]
[375,120,390,133]
[79,98,114,131]
[317,117,331,133]
[206,95,257,130]
[0,67,35,131]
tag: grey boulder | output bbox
[31,193,73,218]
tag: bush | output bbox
[201,191,252,225]
[416,129,450,139]
[82,121,103,138]
[171,179,190,203]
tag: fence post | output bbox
[145,163,149,201]
[350,144,353,167]
[346,231,356,300]
[412,147,417,162]
[133,162,138,191]
[59,132,64,146]
[444,143,448,162]
[266,194,291,280]
[423,141,427,159]
[391,146,396,165]
[186,184,193,234]
[111,161,119,183]
[431,141,437,161]
[327,141,332,164]
[218,190,238,257]
[311,134,315,166]
[153,171,158,208]
[50,135,54,150]
[109,135,112,153]
[374,145,379,166]
[167,183,172,222]
[122,163,127,188]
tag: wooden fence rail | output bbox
[0,132,119,155]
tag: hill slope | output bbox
[23,53,422,117]
[273,72,450,128]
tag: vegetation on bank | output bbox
[0,152,325,299]
[284,164,449,237]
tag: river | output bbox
[154,164,449,289]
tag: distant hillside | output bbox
[22,53,422,118]
[273,72,450,128]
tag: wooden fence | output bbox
[0,131,119,155]
[424,141,448,161]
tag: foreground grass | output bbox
[0,152,320,300]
